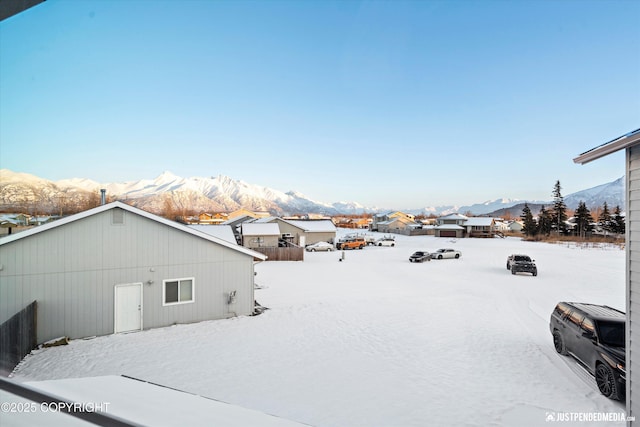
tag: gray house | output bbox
[434,214,468,238]
[241,223,280,248]
[574,128,640,425]
[0,201,266,344]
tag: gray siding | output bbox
[0,208,255,344]
[629,145,640,423]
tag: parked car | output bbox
[430,248,461,259]
[305,241,334,252]
[363,235,377,246]
[549,302,625,401]
[507,254,537,276]
[336,237,365,250]
[409,251,431,263]
[375,237,396,247]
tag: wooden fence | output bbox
[0,301,37,376]
[252,246,305,261]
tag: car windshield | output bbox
[515,256,531,261]
[597,320,625,347]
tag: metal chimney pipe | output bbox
[100,189,106,205]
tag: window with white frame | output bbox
[163,278,194,306]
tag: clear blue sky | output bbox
[1,0,638,209]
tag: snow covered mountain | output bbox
[0,170,363,216]
[563,176,624,210]
[0,169,625,216]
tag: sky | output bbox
[0,0,638,209]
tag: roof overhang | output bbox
[574,128,640,165]
[1,0,46,21]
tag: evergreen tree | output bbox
[574,201,593,238]
[598,201,612,234]
[520,203,537,237]
[612,205,625,234]
[551,180,568,234]
[538,206,553,235]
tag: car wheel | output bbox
[553,330,568,355]
[533,270,537,276]
[391,243,395,247]
[507,263,511,270]
[438,255,443,260]
[359,245,364,249]
[596,363,622,400]
[511,268,516,275]
[455,254,460,259]
[327,248,332,252]
[378,243,382,246]
[310,248,316,252]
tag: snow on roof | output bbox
[284,219,336,233]
[0,201,266,261]
[439,213,468,220]
[253,216,278,223]
[188,225,237,244]
[463,217,495,226]
[221,214,255,225]
[25,376,307,427]
[242,223,280,236]
[434,224,465,230]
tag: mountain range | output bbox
[0,169,625,217]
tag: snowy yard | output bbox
[11,232,626,426]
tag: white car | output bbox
[430,248,461,259]
[375,237,396,247]
[306,241,334,252]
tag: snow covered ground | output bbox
[10,232,626,426]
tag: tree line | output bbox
[520,180,624,238]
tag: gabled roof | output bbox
[221,214,255,226]
[434,224,465,230]
[252,216,278,223]
[574,128,640,164]
[439,213,468,220]
[188,225,237,244]
[284,219,336,233]
[241,223,280,236]
[0,202,266,261]
[464,217,495,226]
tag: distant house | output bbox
[197,212,228,225]
[0,202,266,344]
[227,208,271,220]
[508,221,524,232]
[241,223,280,248]
[434,214,497,238]
[334,217,371,229]
[434,214,468,238]
[371,211,415,231]
[377,216,421,233]
[264,218,337,247]
[464,217,496,238]
[222,214,257,243]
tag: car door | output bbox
[564,310,585,358]
[574,317,598,375]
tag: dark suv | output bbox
[549,302,625,400]
[506,254,537,276]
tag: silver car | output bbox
[306,241,334,252]
[430,248,461,259]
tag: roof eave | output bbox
[574,128,640,165]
